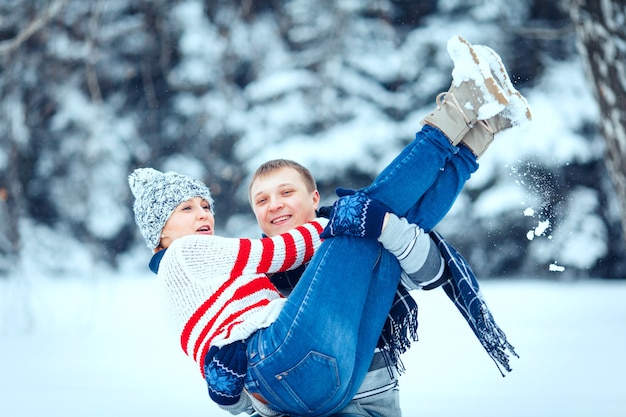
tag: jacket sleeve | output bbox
[268,263,307,296]
[377,213,444,290]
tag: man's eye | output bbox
[256,198,267,205]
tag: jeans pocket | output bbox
[276,351,340,413]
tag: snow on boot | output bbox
[461,45,533,158]
[422,35,509,146]
[475,44,532,127]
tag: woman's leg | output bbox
[360,125,476,224]
[402,143,478,231]
[245,238,402,417]
[361,35,522,223]
[360,125,460,218]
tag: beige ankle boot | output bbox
[422,36,509,146]
[461,45,532,158]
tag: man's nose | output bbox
[269,198,284,211]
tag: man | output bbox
[248,159,445,417]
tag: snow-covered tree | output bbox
[565,0,626,264]
[0,0,622,278]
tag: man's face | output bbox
[249,167,320,237]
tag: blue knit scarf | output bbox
[430,231,519,375]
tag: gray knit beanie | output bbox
[129,167,214,249]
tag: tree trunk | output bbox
[566,0,626,244]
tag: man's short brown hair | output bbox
[249,159,317,202]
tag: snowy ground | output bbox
[1,274,624,417]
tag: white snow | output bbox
[1,275,624,417]
[447,36,507,119]
[527,219,551,240]
[549,263,566,272]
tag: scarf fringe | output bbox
[378,303,419,375]
[477,304,519,376]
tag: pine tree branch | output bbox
[0,0,68,55]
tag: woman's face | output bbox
[159,197,215,249]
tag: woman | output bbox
[130,36,529,417]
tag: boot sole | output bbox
[474,45,532,122]
[448,36,509,108]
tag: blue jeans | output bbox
[244,126,478,416]
[363,125,477,230]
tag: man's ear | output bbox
[312,190,321,209]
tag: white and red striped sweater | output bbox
[155,219,326,375]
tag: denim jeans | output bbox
[244,126,478,417]
[363,125,478,230]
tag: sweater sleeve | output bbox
[216,392,254,415]
[377,213,444,290]
[169,219,327,282]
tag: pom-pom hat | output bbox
[129,167,214,249]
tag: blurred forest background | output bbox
[1,0,625,279]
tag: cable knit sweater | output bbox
[153,219,326,376]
